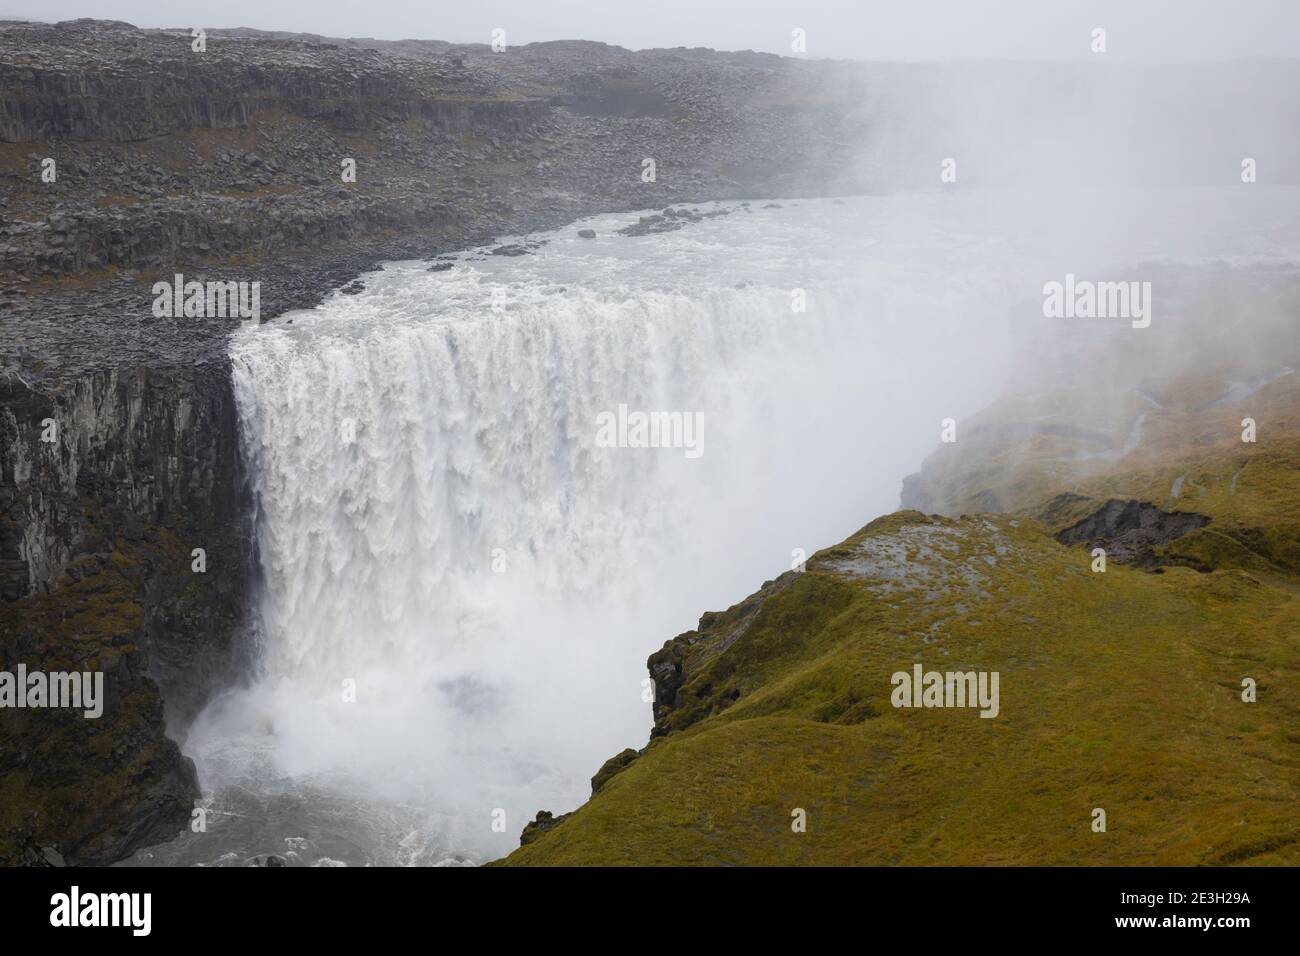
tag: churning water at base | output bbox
[130,189,1300,865]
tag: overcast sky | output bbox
[4,0,1297,60]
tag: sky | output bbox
[3,0,1298,61]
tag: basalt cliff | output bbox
[0,17,870,865]
[5,18,1300,868]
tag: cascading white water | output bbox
[152,190,1300,866]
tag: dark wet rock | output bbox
[617,206,730,237]
[619,214,683,236]
[1055,499,1211,567]
[0,363,253,865]
[647,643,688,734]
[426,261,455,271]
[647,572,797,738]
[520,810,572,846]
[490,244,531,256]
[576,229,596,239]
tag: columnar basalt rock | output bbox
[0,359,253,865]
[0,19,870,285]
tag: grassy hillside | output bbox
[499,342,1300,866]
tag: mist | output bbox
[8,2,1294,870]
[95,5,1297,865]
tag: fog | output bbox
[68,2,1298,864]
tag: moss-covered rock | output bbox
[591,749,640,796]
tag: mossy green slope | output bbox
[502,511,1299,865]
[500,355,1300,867]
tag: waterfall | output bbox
[183,197,1038,864]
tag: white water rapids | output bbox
[131,188,1300,865]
